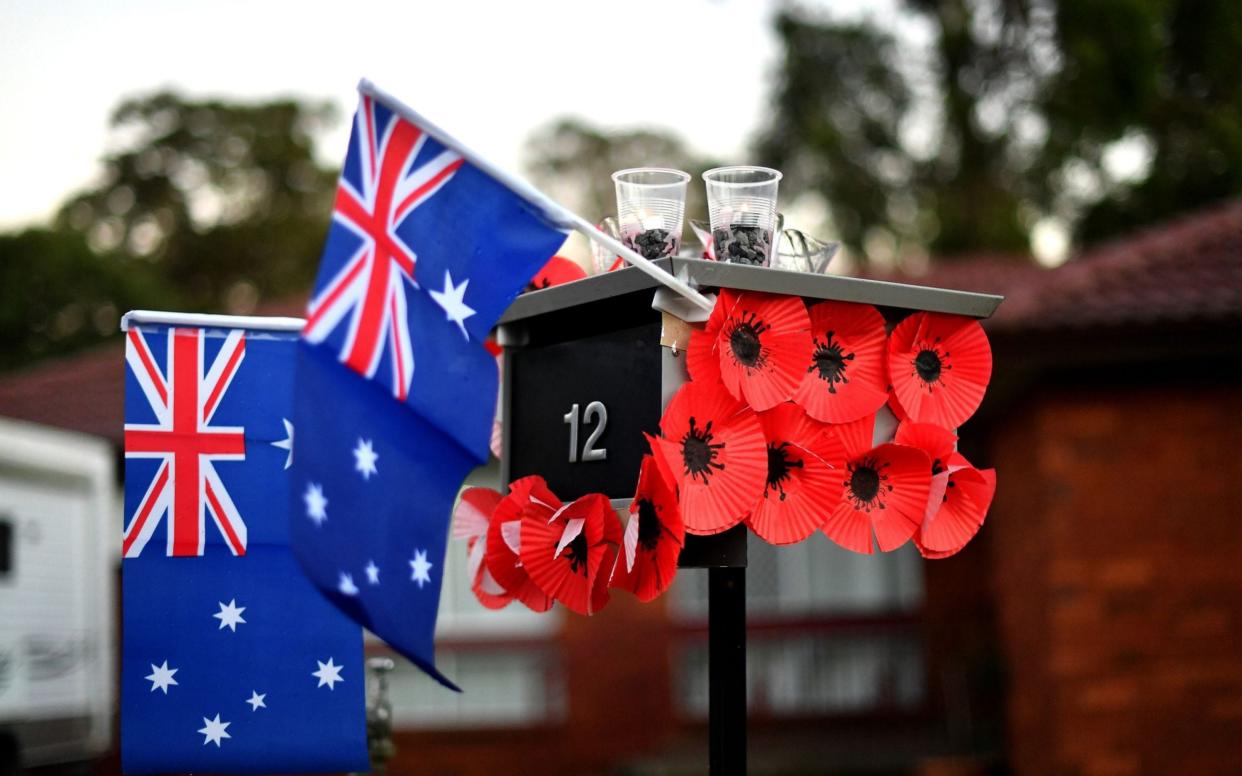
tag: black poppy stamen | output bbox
[807,330,855,393]
[681,416,726,485]
[911,337,952,392]
[931,458,945,476]
[844,456,894,512]
[725,311,770,370]
[765,441,804,501]
[636,498,661,551]
[563,531,589,575]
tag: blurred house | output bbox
[1,200,1240,775]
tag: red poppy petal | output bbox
[920,466,996,552]
[833,413,880,460]
[794,301,890,423]
[485,477,557,612]
[824,443,931,554]
[531,255,587,289]
[714,292,812,411]
[894,421,958,473]
[686,289,733,387]
[520,493,616,615]
[747,403,847,545]
[659,380,767,535]
[613,455,684,601]
[888,313,992,427]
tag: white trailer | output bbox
[0,417,116,772]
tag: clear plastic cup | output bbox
[703,166,783,266]
[612,168,691,262]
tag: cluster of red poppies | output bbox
[653,289,997,557]
[452,456,684,615]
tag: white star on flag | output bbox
[272,418,294,469]
[313,657,344,690]
[338,572,359,596]
[246,691,267,711]
[145,660,178,694]
[198,714,231,747]
[409,548,433,588]
[304,482,328,525]
[365,560,380,585]
[353,438,378,480]
[429,269,476,340]
[213,599,246,632]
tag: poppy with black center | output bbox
[520,491,620,616]
[888,312,992,428]
[746,403,846,546]
[654,378,767,535]
[821,414,932,555]
[612,454,685,602]
[793,300,890,424]
[688,289,812,411]
[914,450,996,559]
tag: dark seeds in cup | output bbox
[713,225,771,265]
[625,228,677,260]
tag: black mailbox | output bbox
[497,257,1003,567]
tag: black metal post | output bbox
[708,566,747,775]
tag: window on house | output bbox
[671,536,925,718]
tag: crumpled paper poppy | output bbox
[687,289,812,411]
[915,449,996,559]
[894,421,959,522]
[821,414,932,554]
[453,487,511,609]
[653,378,767,535]
[794,300,890,424]
[746,403,847,545]
[888,312,992,428]
[520,491,620,615]
[526,255,587,292]
[612,454,685,602]
[485,476,555,613]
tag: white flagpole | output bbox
[357,79,716,314]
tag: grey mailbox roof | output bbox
[499,257,1004,324]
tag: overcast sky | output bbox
[0,0,888,231]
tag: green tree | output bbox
[758,0,1242,262]
[523,118,719,233]
[56,91,338,312]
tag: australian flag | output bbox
[290,81,568,687]
[121,315,368,773]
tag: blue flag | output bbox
[291,82,568,686]
[121,316,368,774]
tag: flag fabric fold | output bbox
[291,83,568,686]
[121,318,368,774]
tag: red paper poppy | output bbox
[520,492,621,615]
[485,476,555,613]
[894,421,959,521]
[822,415,932,554]
[793,300,890,424]
[914,452,996,558]
[888,312,992,428]
[612,454,685,602]
[654,379,768,535]
[527,255,586,291]
[453,487,512,609]
[687,289,812,411]
[746,403,847,545]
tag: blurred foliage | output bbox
[758,0,1242,262]
[1,91,337,372]
[523,118,720,231]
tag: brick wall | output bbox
[989,380,1242,775]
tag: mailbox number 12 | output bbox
[563,402,607,463]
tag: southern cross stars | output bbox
[313,657,344,690]
[409,549,433,588]
[429,269,476,340]
[213,599,246,632]
[353,438,378,480]
[304,482,328,525]
[145,660,178,693]
[198,714,231,746]
[272,418,294,469]
[365,560,380,585]
[246,691,267,711]
[338,572,359,596]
